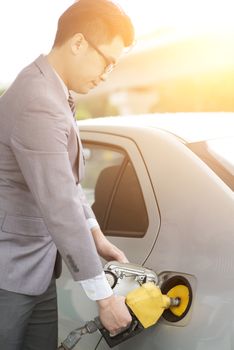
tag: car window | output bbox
[82,143,149,237]
[187,137,234,191]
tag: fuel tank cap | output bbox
[160,275,193,322]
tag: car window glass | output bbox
[106,161,149,237]
[206,138,234,177]
[82,144,124,206]
[82,143,148,237]
[188,138,234,191]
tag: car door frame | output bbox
[81,130,161,265]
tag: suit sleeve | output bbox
[10,96,103,281]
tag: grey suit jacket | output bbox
[0,55,103,295]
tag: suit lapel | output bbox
[34,55,85,182]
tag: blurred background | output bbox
[0,0,234,118]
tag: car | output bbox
[57,112,234,350]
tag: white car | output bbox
[57,112,234,350]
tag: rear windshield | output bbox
[187,137,234,191]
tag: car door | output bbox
[81,130,160,264]
[57,130,160,349]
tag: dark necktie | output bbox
[68,92,85,165]
[68,92,76,118]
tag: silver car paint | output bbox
[58,113,234,350]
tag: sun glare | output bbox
[118,0,234,37]
[0,0,233,89]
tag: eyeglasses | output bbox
[85,38,115,74]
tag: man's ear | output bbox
[70,33,87,55]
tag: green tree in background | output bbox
[0,87,119,118]
[75,94,119,120]
[0,88,5,96]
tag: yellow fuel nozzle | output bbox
[126,282,181,328]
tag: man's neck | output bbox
[47,49,68,88]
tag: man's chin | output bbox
[76,83,97,94]
[74,87,90,95]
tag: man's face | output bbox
[68,35,125,94]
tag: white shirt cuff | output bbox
[87,218,100,230]
[80,271,113,301]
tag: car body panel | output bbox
[58,113,234,350]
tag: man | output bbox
[0,1,135,349]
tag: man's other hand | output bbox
[91,227,128,263]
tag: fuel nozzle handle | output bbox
[57,316,139,350]
[58,284,182,350]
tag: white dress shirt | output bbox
[52,66,113,300]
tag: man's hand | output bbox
[97,294,132,334]
[91,227,128,263]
